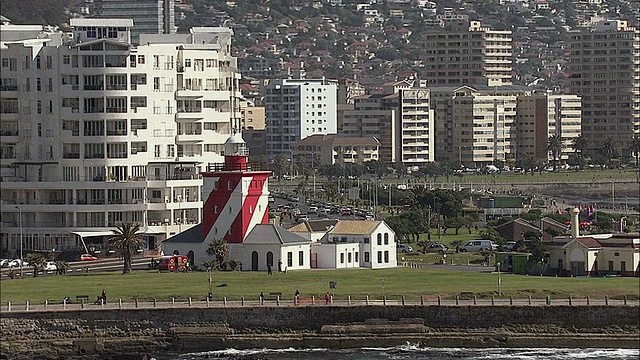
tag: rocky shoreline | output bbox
[1,306,638,359]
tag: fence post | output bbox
[223,297,227,306]
[119,298,122,309]
[135,298,139,308]
[80,299,84,309]
[586,295,590,306]
[605,296,608,306]
[63,299,67,310]
[568,295,572,306]
[366,295,369,305]
[7,302,11,312]
[437,295,441,306]
[509,296,513,305]
[26,301,29,311]
[188,297,192,307]
[420,295,424,306]
[473,296,477,305]
[153,298,157,308]
[624,296,627,305]
[455,295,459,305]
[402,295,405,306]
[528,295,531,306]
[348,295,351,306]
[242,297,245,306]
[546,295,551,305]
[312,296,315,305]
[277,296,280,306]
[44,300,48,310]
[172,297,175,307]
[383,296,386,306]
[491,295,494,306]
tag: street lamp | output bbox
[207,266,213,301]
[497,262,502,296]
[16,206,23,277]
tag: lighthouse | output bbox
[202,132,272,244]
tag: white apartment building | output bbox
[568,20,640,150]
[0,20,240,258]
[398,88,435,166]
[265,78,338,159]
[422,20,513,87]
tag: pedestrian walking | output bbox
[294,289,300,305]
[259,292,264,305]
[267,264,272,275]
[325,292,330,305]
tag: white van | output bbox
[461,239,498,252]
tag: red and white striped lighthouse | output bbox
[202,132,272,244]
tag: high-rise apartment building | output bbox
[264,78,337,159]
[516,94,582,163]
[432,86,520,168]
[95,0,176,44]
[342,94,398,163]
[568,20,640,150]
[422,20,513,87]
[0,20,239,258]
[398,88,435,165]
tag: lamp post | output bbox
[207,266,213,301]
[497,262,502,296]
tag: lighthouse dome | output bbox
[224,132,248,156]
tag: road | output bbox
[0,256,153,279]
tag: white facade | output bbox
[0,22,240,257]
[313,220,398,269]
[398,88,435,165]
[265,78,338,159]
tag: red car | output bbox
[78,253,97,261]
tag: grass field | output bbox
[1,267,637,304]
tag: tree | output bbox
[545,134,565,171]
[24,253,46,277]
[571,134,589,159]
[108,222,144,274]
[627,135,640,168]
[206,238,229,270]
[599,137,618,165]
[54,260,69,275]
[270,152,289,178]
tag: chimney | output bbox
[571,207,580,239]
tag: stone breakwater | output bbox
[1,305,639,359]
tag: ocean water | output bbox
[161,346,640,360]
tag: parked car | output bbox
[423,243,449,253]
[43,262,57,272]
[8,259,28,267]
[460,240,498,252]
[397,244,413,253]
[78,254,98,261]
[0,258,8,268]
[296,214,310,223]
[308,206,318,214]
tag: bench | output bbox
[76,295,90,302]
[268,292,283,300]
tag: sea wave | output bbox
[172,346,640,360]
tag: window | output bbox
[106,142,127,158]
[84,143,104,159]
[347,253,352,263]
[377,251,382,263]
[384,251,389,263]
[355,252,359,263]
[84,120,104,136]
[298,251,304,266]
[364,237,370,243]
[364,252,370,263]
[384,233,389,245]
[228,180,232,190]
[377,233,382,245]
[287,252,293,267]
[106,119,127,135]
[340,253,344,264]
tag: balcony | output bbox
[175,112,204,120]
[176,131,203,143]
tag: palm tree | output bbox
[627,135,640,168]
[545,134,565,171]
[24,253,47,277]
[108,222,144,274]
[571,134,589,159]
[600,137,618,164]
[206,238,229,270]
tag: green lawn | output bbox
[1,267,637,304]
